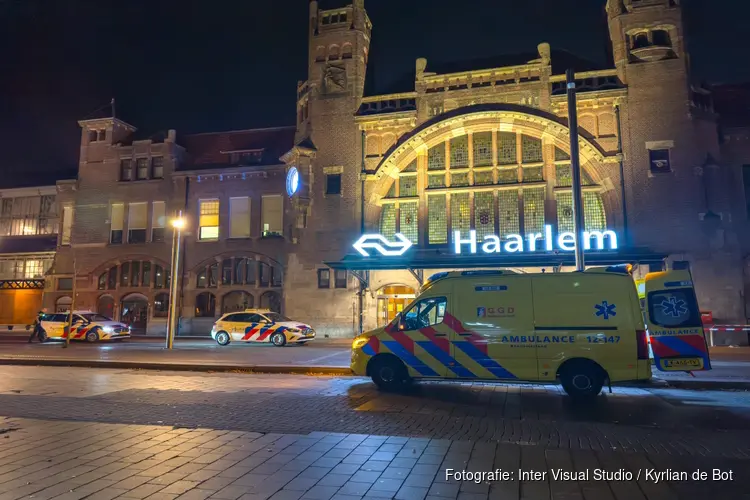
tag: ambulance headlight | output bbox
[352,336,369,349]
[102,326,114,334]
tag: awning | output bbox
[324,247,667,271]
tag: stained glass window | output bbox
[474,192,495,241]
[498,190,520,234]
[523,187,546,234]
[498,132,517,165]
[399,176,417,197]
[428,144,445,170]
[403,160,417,172]
[555,148,570,161]
[450,136,469,168]
[473,170,494,186]
[473,132,493,167]
[555,164,572,187]
[583,192,606,231]
[556,192,574,233]
[522,135,543,163]
[498,169,518,184]
[523,166,544,182]
[428,173,446,188]
[451,173,469,187]
[451,193,471,236]
[379,204,397,239]
[428,195,447,244]
[399,202,419,243]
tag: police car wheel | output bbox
[216,332,230,346]
[271,332,287,347]
[85,330,99,343]
[560,361,604,400]
[370,356,408,391]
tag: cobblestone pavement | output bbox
[0,366,749,499]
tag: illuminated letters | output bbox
[357,224,619,257]
[454,230,477,254]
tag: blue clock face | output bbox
[286,167,300,196]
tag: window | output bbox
[523,187,546,235]
[151,201,166,242]
[153,293,169,318]
[196,292,217,318]
[142,261,151,287]
[401,297,447,331]
[245,259,257,285]
[334,270,347,289]
[649,148,671,174]
[451,193,471,236]
[98,272,107,290]
[633,32,649,49]
[127,203,147,243]
[61,205,73,245]
[652,30,671,47]
[261,195,283,236]
[57,278,73,291]
[325,174,342,195]
[259,262,270,287]
[199,199,220,240]
[151,157,164,179]
[427,194,447,244]
[88,130,97,142]
[110,203,124,244]
[107,267,117,290]
[120,262,130,287]
[229,197,251,238]
[317,269,330,289]
[97,130,106,142]
[131,261,141,287]
[154,265,167,289]
[271,265,282,287]
[0,195,59,237]
[647,289,700,329]
[208,263,218,288]
[136,158,149,180]
[120,159,133,181]
[222,259,232,285]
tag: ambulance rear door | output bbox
[644,270,711,372]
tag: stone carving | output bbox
[323,64,347,93]
[416,58,427,81]
[537,43,551,66]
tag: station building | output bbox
[45,0,750,342]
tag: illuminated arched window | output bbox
[379,131,607,246]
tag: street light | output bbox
[165,211,184,349]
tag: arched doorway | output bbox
[376,285,416,326]
[222,291,254,313]
[97,295,115,319]
[259,291,281,313]
[55,296,72,313]
[121,293,148,333]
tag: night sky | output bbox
[0,0,747,185]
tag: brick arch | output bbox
[190,251,283,274]
[90,255,170,279]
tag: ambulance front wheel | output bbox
[559,359,605,401]
[369,355,409,391]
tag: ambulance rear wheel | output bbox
[560,360,605,401]
[370,356,408,392]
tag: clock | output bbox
[286,167,300,197]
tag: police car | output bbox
[39,311,131,342]
[211,309,316,347]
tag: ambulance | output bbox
[39,311,131,342]
[351,266,710,399]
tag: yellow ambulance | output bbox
[351,266,710,399]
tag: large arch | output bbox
[369,103,615,205]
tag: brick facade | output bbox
[46,0,750,342]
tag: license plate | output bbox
[661,358,704,370]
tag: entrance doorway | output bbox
[376,285,416,327]
[120,293,148,333]
[97,295,115,319]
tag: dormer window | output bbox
[633,32,649,49]
[88,130,97,143]
[228,150,264,165]
[652,29,671,47]
[97,129,106,141]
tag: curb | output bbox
[0,358,353,376]
[653,378,750,391]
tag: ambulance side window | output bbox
[402,297,447,330]
[647,289,701,328]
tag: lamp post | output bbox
[165,212,184,349]
[63,258,77,349]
